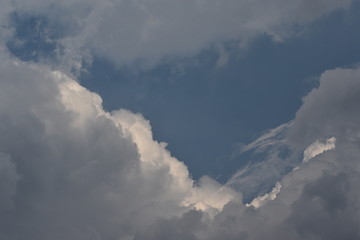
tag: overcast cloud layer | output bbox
[1,1,360,239]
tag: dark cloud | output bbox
[287,173,360,240]
[130,65,360,239]
[0,153,19,211]
[134,210,204,240]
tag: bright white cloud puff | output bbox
[0,51,240,239]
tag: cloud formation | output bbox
[135,66,360,240]
[1,46,360,239]
[1,0,355,68]
[302,137,336,163]
[0,50,239,239]
[1,1,360,239]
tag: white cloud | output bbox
[238,121,293,154]
[0,50,238,239]
[183,176,241,216]
[303,137,336,163]
[246,182,281,208]
[136,65,360,240]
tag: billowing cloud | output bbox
[2,48,360,239]
[135,65,360,239]
[0,49,238,239]
[1,1,360,239]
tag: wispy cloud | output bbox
[238,120,293,154]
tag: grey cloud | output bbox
[165,160,360,240]
[206,171,360,240]
[222,66,360,239]
[1,0,355,68]
[288,67,360,147]
[1,3,360,237]
[0,153,19,211]
[134,210,204,240]
[228,66,360,202]
[0,50,238,240]
[287,173,360,240]
[136,65,360,239]
[0,54,146,239]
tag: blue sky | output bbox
[10,1,360,182]
[77,2,360,182]
[2,1,360,239]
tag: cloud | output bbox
[135,65,360,240]
[226,121,297,201]
[0,50,238,239]
[237,121,293,154]
[0,153,20,211]
[302,137,336,163]
[286,173,360,240]
[215,44,230,69]
[1,1,360,238]
[222,66,360,238]
[246,182,281,208]
[0,30,360,240]
[133,210,205,240]
[1,0,355,68]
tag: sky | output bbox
[1,0,360,239]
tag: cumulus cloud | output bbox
[2,46,360,239]
[1,0,356,68]
[1,1,360,239]
[135,65,360,240]
[0,50,238,239]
